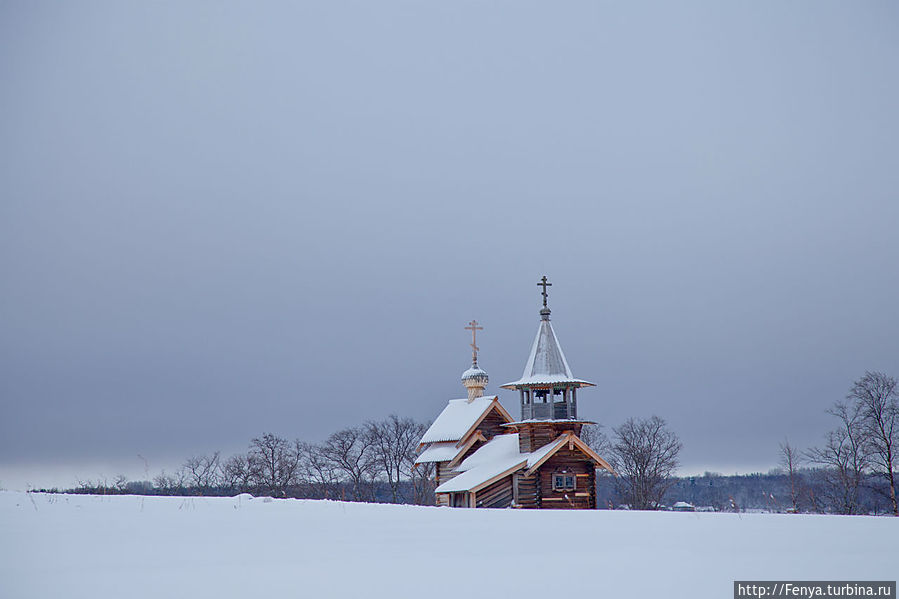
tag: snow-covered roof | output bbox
[456,433,521,471]
[525,435,567,468]
[501,319,594,389]
[435,434,527,494]
[418,396,500,444]
[414,442,461,464]
[435,430,616,494]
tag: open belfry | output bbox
[415,277,614,508]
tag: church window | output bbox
[553,473,576,491]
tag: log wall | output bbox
[517,422,584,453]
[477,408,511,440]
[437,462,459,487]
[537,446,596,509]
[515,473,540,508]
[475,476,514,508]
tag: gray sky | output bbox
[2,1,898,490]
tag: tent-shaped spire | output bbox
[501,277,594,389]
[500,315,594,389]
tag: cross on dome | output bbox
[464,319,483,366]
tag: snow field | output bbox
[1,491,896,598]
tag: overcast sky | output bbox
[2,1,898,490]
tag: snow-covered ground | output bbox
[1,491,896,598]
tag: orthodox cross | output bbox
[465,319,483,365]
[538,275,552,308]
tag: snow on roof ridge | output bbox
[418,396,499,444]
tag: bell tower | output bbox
[501,276,595,451]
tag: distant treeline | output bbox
[595,470,895,515]
[53,415,437,505]
[34,370,897,516]
[42,468,895,514]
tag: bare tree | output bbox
[411,460,436,505]
[848,371,898,516]
[182,452,222,494]
[320,426,378,501]
[113,474,129,493]
[779,438,802,512]
[249,433,302,497]
[153,469,186,495]
[610,416,682,510]
[219,454,249,493]
[367,415,420,503]
[580,423,612,456]
[807,400,871,514]
[299,442,340,499]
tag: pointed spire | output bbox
[501,279,594,389]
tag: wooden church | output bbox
[415,277,614,509]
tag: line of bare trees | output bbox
[144,415,435,504]
[781,371,898,515]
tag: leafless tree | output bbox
[299,442,340,499]
[610,416,682,510]
[153,469,186,495]
[320,426,378,501]
[366,415,421,503]
[807,400,871,514]
[779,438,802,512]
[182,452,222,494]
[220,454,254,493]
[580,423,612,456]
[411,460,436,505]
[848,371,898,516]
[113,474,129,493]
[249,433,302,497]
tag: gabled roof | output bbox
[418,395,512,445]
[501,319,594,388]
[434,431,616,494]
[414,442,460,464]
[414,432,487,466]
[524,432,615,476]
[435,434,526,494]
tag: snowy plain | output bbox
[1,491,896,599]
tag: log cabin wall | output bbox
[517,422,585,453]
[537,447,597,509]
[475,476,514,508]
[437,461,460,487]
[476,408,511,439]
[457,439,484,464]
[514,473,540,508]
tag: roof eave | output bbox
[499,379,595,389]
